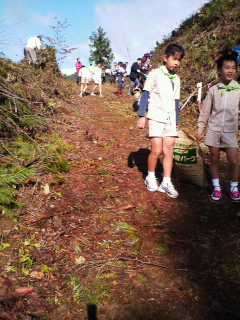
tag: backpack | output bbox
[141,53,151,69]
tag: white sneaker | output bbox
[230,186,240,201]
[91,93,96,96]
[99,94,103,97]
[159,182,179,198]
[145,176,158,192]
[79,93,83,97]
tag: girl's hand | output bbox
[137,117,146,129]
[197,133,203,142]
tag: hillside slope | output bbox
[155,0,240,102]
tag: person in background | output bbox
[111,62,117,84]
[123,62,129,76]
[197,50,240,202]
[79,65,91,97]
[116,62,126,97]
[128,58,142,95]
[141,50,154,74]
[76,58,83,85]
[140,50,154,86]
[88,61,95,84]
[101,65,106,85]
[137,44,185,198]
[91,62,103,97]
[25,35,42,64]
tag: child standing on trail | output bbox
[137,44,185,198]
[116,62,126,97]
[75,58,82,85]
[116,61,126,97]
[197,50,240,202]
[88,62,95,83]
[91,62,103,97]
[111,62,117,84]
[128,58,142,95]
[79,65,90,97]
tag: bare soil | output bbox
[0,81,240,320]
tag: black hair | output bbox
[216,49,238,69]
[165,44,185,59]
[137,58,142,61]
[77,58,80,60]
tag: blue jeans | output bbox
[130,78,140,88]
[117,75,125,89]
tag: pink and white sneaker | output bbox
[211,188,222,202]
[230,187,240,201]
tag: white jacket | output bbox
[79,67,90,78]
[26,37,41,50]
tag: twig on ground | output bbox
[66,254,240,285]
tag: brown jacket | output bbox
[198,80,240,135]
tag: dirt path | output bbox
[1,82,240,320]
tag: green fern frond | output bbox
[0,188,15,204]
[115,222,138,234]
[20,116,45,127]
[0,205,16,220]
[0,167,35,188]
[10,139,36,151]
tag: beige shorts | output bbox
[205,129,238,148]
[94,78,101,85]
[148,119,178,138]
[81,77,89,84]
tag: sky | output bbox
[0,0,209,75]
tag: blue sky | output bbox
[0,0,209,74]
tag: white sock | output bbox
[148,171,155,178]
[230,181,238,192]
[212,179,221,191]
[163,177,171,185]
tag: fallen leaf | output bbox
[75,256,86,264]
[44,183,50,195]
[118,204,136,211]
[15,286,34,294]
[30,271,44,279]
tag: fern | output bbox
[0,167,35,188]
[0,188,15,204]
[115,221,139,234]
[0,205,16,220]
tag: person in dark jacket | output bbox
[128,58,142,95]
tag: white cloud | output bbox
[31,13,53,26]
[95,0,208,65]
[61,68,76,76]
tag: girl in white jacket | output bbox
[91,62,103,97]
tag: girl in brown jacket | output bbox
[197,50,240,202]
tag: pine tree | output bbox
[89,26,114,67]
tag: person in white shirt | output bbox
[25,36,42,64]
[91,62,103,97]
[79,66,91,97]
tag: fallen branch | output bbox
[69,254,240,285]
